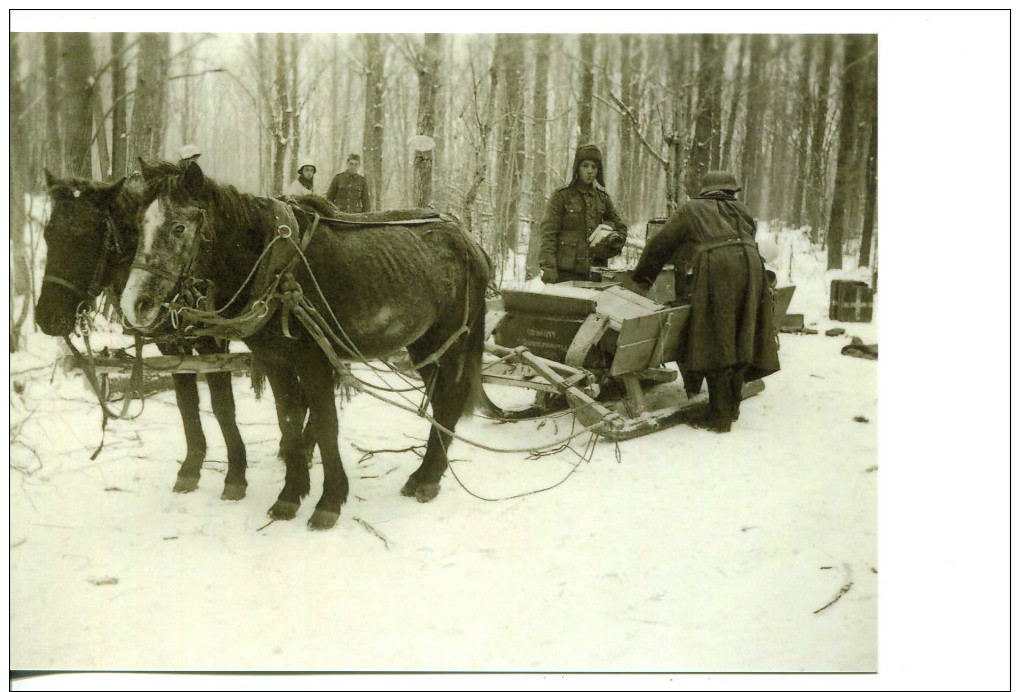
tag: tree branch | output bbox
[597,92,668,167]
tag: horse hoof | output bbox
[221,483,247,502]
[173,477,199,494]
[308,510,340,531]
[415,483,440,503]
[400,479,418,497]
[268,500,299,520]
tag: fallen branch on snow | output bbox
[353,517,389,549]
[814,581,853,614]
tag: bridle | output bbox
[41,215,132,316]
[128,207,209,286]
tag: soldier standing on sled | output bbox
[538,144,628,284]
[630,171,780,433]
[326,153,372,213]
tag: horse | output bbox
[120,161,491,530]
[35,168,252,500]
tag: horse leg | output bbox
[263,366,311,520]
[298,360,349,530]
[205,371,248,501]
[171,373,207,493]
[400,362,468,503]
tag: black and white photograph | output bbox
[7,9,1010,690]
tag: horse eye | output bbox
[173,224,186,235]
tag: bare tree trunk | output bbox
[791,37,813,227]
[578,34,594,144]
[180,34,195,148]
[463,43,498,237]
[92,85,111,180]
[525,33,551,278]
[110,32,128,178]
[687,34,720,198]
[827,35,866,271]
[43,33,62,175]
[858,40,878,269]
[740,34,769,211]
[10,36,31,303]
[62,32,95,178]
[412,33,440,207]
[721,35,746,170]
[288,34,300,179]
[330,35,341,172]
[271,34,289,194]
[362,33,385,210]
[617,34,633,217]
[665,35,689,214]
[433,38,451,211]
[809,35,835,239]
[129,33,170,165]
[495,34,527,260]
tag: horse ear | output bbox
[138,158,159,182]
[101,177,126,202]
[181,161,205,196]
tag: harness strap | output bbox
[693,236,758,256]
[42,275,90,301]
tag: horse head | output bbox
[36,172,129,336]
[121,161,214,332]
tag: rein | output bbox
[63,332,146,460]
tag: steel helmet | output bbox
[699,170,741,195]
[177,144,201,161]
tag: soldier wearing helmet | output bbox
[285,163,318,196]
[631,171,780,433]
[538,144,628,283]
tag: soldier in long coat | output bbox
[631,171,780,432]
[326,153,372,213]
[538,144,628,283]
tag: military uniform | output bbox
[538,145,627,283]
[631,171,780,432]
[326,171,371,213]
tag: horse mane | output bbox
[145,166,276,241]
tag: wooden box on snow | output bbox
[829,280,874,323]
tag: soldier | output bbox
[630,171,780,432]
[326,153,372,212]
[538,144,628,283]
[177,144,201,167]
[285,163,318,196]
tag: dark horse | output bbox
[121,162,491,530]
[35,168,250,500]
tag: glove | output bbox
[541,267,558,284]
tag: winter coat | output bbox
[631,190,780,379]
[326,171,371,213]
[538,182,627,280]
[284,177,315,196]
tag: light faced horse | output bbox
[36,168,250,500]
[121,162,490,530]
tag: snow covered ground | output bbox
[10,226,884,678]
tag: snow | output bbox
[10,226,882,678]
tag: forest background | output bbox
[9,23,878,309]
[6,9,1011,692]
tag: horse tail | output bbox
[459,297,487,420]
[457,231,491,420]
